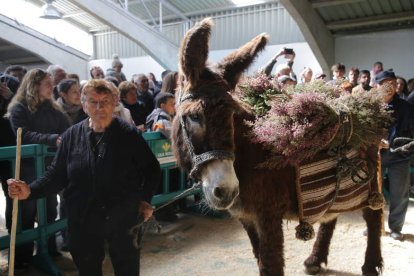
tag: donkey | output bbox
[172,18,383,276]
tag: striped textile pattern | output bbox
[296,149,370,225]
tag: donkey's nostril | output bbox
[213,187,223,199]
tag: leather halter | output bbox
[178,93,235,180]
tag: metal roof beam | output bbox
[62,10,88,18]
[327,11,414,30]
[4,56,44,64]
[159,0,192,23]
[310,0,364,8]
[70,0,179,70]
[280,0,334,76]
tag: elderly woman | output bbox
[57,79,87,125]
[7,68,70,266]
[8,79,161,275]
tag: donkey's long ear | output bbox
[179,18,213,88]
[217,33,268,89]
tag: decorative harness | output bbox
[129,92,237,246]
[178,93,235,180]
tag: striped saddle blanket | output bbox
[296,150,370,225]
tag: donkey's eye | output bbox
[188,114,201,123]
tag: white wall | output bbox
[335,29,414,80]
[209,43,322,78]
[88,42,322,82]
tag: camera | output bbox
[284,48,293,55]
[0,75,10,87]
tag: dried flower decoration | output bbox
[237,76,393,167]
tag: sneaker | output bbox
[49,250,63,258]
[390,231,404,241]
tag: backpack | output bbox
[145,110,170,132]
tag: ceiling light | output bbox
[40,0,62,20]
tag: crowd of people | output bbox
[1,50,414,274]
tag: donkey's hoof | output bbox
[304,265,321,275]
[362,273,379,276]
[362,264,381,276]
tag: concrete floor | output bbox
[0,200,414,276]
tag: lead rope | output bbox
[129,180,202,249]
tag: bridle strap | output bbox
[190,150,235,179]
[178,93,235,180]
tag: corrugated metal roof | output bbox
[3,0,414,67]
[25,0,278,32]
[313,0,414,35]
[92,1,305,59]
[22,0,414,36]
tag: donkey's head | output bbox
[172,18,267,210]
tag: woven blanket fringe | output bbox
[295,191,384,242]
[368,192,385,210]
[295,221,315,241]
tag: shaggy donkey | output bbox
[172,18,383,276]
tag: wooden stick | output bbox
[9,128,22,276]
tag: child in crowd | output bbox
[145,92,175,138]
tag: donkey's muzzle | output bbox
[205,185,239,210]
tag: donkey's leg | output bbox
[239,219,260,261]
[304,218,337,275]
[361,208,383,276]
[256,214,285,276]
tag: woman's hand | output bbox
[7,179,31,200]
[138,201,153,222]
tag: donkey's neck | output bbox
[233,112,267,169]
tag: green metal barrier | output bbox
[142,132,200,206]
[0,144,65,275]
[0,132,200,275]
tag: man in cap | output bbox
[376,70,414,240]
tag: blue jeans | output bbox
[381,151,411,232]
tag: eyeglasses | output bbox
[87,98,113,108]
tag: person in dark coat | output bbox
[0,73,19,249]
[8,79,161,275]
[57,79,87,125]
[133,74,155,112]
[7,68,70,266]
[119,81,148,130]
[376,70,414,241]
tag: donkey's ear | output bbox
[217,33,268,89]
[179,18,213,88]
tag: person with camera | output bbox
[260,47,297,82]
